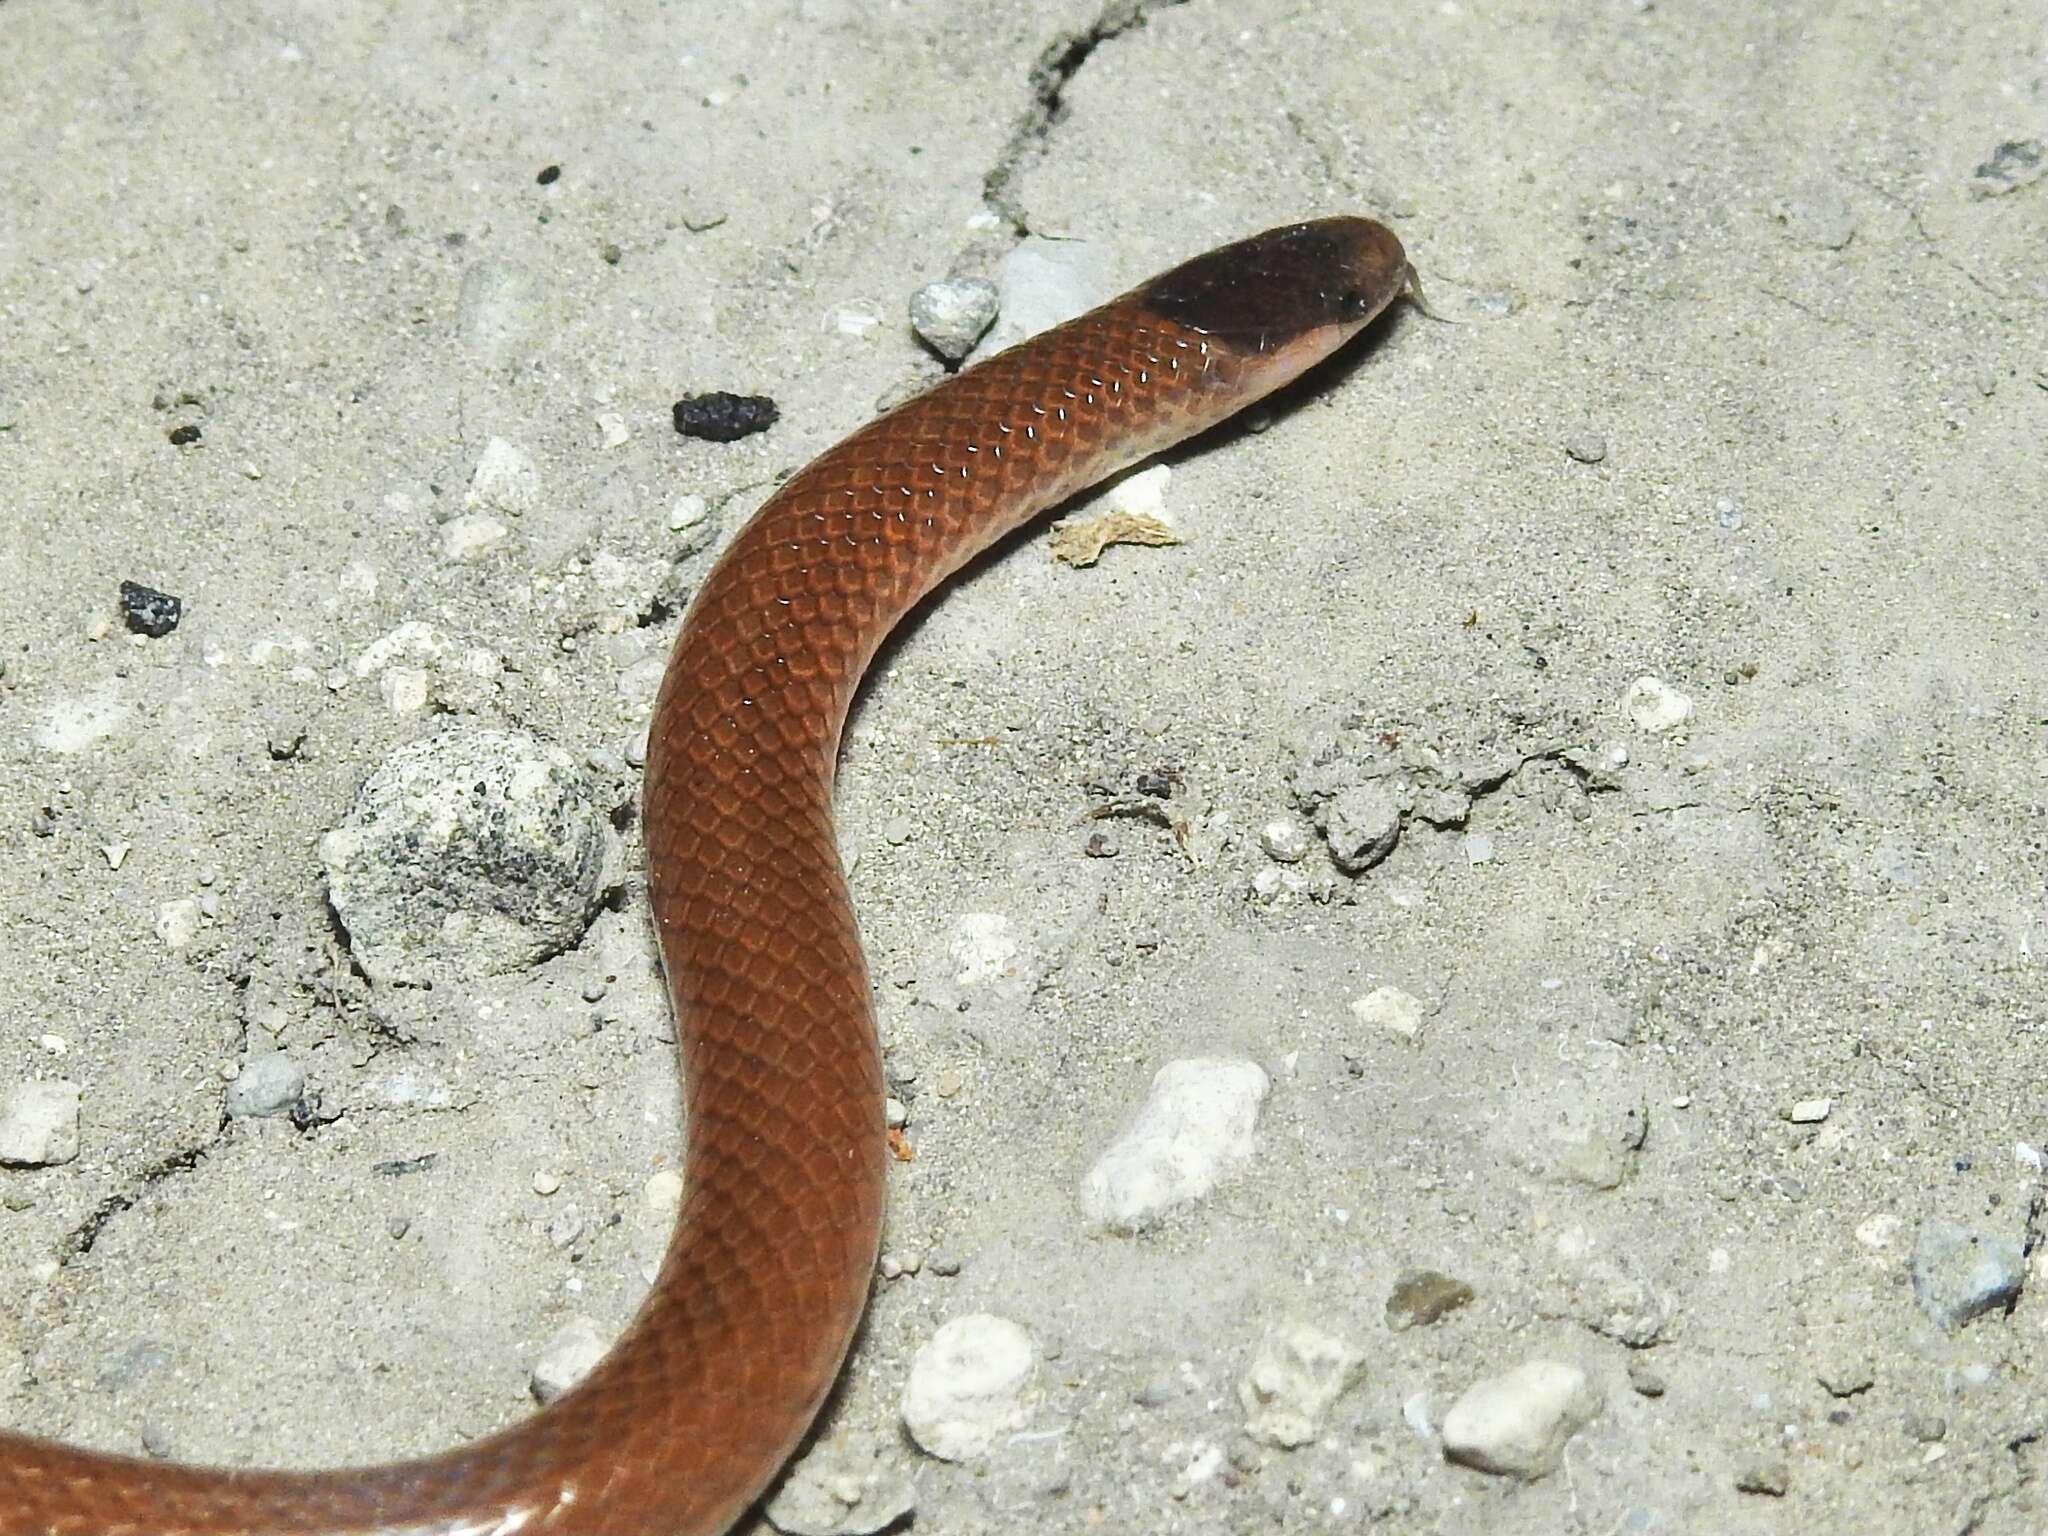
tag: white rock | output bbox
[225,1053,305,1119]
[947,913,1019,986]
[1788,1097,1832,1124]
[908,276,999,362]
[0,1081,81,1166]
[319,727,622,983]
[668,494,709,531]
[1441,1360,1602,1479]
[441,512,509,561]
[969,237,1114,361]
[900,1314,1037,1461]
[465,436,540,517]
[155,897,204,949]
[1259,817,1312,864]
[1321,783,1402,874]
[530,1316,606,1404]
[594,411,629,448]
[1238,1322,1367,1447]
[1350,985,1425,1042]
[764,1439,918,1536]
[1101,463,1173,524]
[379,666,431,714]
[1080,1058,1268,1231]
[1625,676,1695,732]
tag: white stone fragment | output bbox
[1238,1322,1367,1447]
[0,1081,81,1166]
[908,276,999,362]
[1080,1058,1268,1231]
[465,436,540,517]
[379,666,431,714]
[668,494,709,532]
[969,237,1114,361]
[765,1438,919,1536]
[947,913,1020,986]
[1101,463,1174,525]
[1788,1097,1833,1124]
[1441,1360,1602,1479]
[1350,985,1425,1042]
[156,897,204,949]
[1625,676,1694,732]
[901,1314,1037,1461]
[1259,817,1312,863]
[225,1053,305,1119]
[441,513,509,561]
[319,727,622,983]
[594,411,629,448]
[530,1316,606,1404]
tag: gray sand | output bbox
[2,2,2044,1532]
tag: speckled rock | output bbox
[319,727,623,983]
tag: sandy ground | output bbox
[3,1,2046,1532]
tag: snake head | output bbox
[1135,216,1412,370]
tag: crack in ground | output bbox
[983,0,1190,233]
[64,1142,215,1260]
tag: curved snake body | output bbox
[1,216,1411,1536]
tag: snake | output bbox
[1,215,1413,1535]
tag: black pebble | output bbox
[120,580,183,638]
[167,424,201,446]
[672,392,779,443]
[537,164,561,185]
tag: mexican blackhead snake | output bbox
[2,216,1414,1535]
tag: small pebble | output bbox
[1564,432,1607,464]
[1970,138,2045,198]
[0,1080,82,1166]
[672,391,778,443]
[530,1317,605,1404]
[1238,1322,1367,1448]
[1626,1357,1666,1398]
[1713,496,1745,530]
[667,493,709,532]
[224,1053,306,1119]
[1625,676,1695,733]
[119,580,183,638]
[464,436,540,517]
[1462,832,1496,866]
[1910,1218,2024,1330]
[908,276,1000,362]
[532,1171,563,1196]
[1079,1058,1268,1231]
[881,817,915,847]
[763,1440,918,1536]
[1786,1097,1832,1124]
[884,1097,909,1129]
[1259,817,1311,863]
[900,1314,1037,1461]
[1349,985,1425,1042]
[441,513,509,561]
[1734,1459,1789,1496]
[1441,1360,1602,1480]
[1385,1270,1475,1331]
[1320,784,1402,874]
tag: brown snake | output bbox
[2,216,1412,1535]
